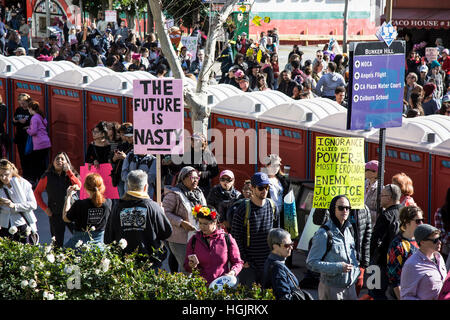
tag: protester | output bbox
[386,206,423,300]
[110,124,133,198]
[434,187,450,262]
[63,173,110,249]
[184,204,243,285]
[392,172,416,207]
[369,184,402,300]
[277,70,297,97]
[0,159,38,244]
[306,195,360,300]
[85,121,111,168]
[121,149,156,199]
[12,93,32,181]
[400,224,447,300]
[315,62,346,99]
[231,172,279,286]
[163,166,207,273]
[26,101,51,186]
[223,179,252,231]
[364,160,378,224]
[34,152,81,247]
[422,83,440,115]
[206,170,241,225]
[263,228,307,300]
[190,133,219,197]
[105,169,171,265]
[334,86,347,108]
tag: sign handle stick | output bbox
[156,154,161,205]
[376,128,386,217]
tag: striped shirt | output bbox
[231,199,279,272]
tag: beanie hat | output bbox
[430,60,441,69]
[414,224,439,245]
[178,166,197,182]
[365,160,378,172]
[423,83,436,97]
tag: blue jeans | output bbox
[64,230,105,250]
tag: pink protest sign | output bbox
[79,163,119,200]
[133,79,184,155]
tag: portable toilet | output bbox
[366,115,450,221]
[431,135,450,221]
[46,66,116,170]
[210,90,292,189]
[9,60,79,169]
[0,56,36,158]
[258,98,347,180]
[86,71,154,146]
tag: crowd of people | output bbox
[0,10,449,301]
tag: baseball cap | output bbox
[220,170,234,180]
[14,47,26,54]
[443,48,449,55]
[124,126,133,137]
[419,65,428,73]
[251,172,270,187]
[365,160,378,172]
[414,224,439,245]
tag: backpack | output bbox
[308,223,354,261]
[243,198,276,247]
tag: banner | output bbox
[79,163,119,200]
[181,36,199,61]
[312,137,365,209]
[133,79,184,155]
[105,10,117,23]
[425,47,438,63]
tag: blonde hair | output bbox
[0,159,21,186]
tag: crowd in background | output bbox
[0,9,449,301]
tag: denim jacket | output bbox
[306,220,360,288]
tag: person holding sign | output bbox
[306,195,360,300]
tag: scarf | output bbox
[176,182,203,208]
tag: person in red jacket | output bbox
[439,49,450,84]
[34,152,81,247]
[184,205,243,285]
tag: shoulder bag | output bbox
[3,187,39,245]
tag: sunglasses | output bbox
[220,177,233,182]
[415,218,425,224]
[336,205,351,211]
[281,242,294,249]
[424,237,442,244]
[257,185,270,191]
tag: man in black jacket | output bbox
[369,183,401,300]
[105,170,172,269]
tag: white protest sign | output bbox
[105,10,117,23]
[181,36,199,61]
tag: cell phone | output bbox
[188,254,199,265]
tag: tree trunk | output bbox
[148,0,238,136]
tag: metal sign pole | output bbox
[376,128,386,217]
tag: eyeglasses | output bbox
[336,205,351,211]
[415,218,425,224]
[190,176,200,181]
[423,237,442,244]
[257,185,270,191]
[220,177,233,183]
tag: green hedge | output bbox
[0,238,274,300]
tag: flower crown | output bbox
[192,204,217,220]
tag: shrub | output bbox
[0,238,274,300]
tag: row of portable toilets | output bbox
[0,55,449,222]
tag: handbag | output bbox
[24,135,33,155]
[3,187,39,245]
[286,269,314,301]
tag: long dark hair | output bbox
[45,151,80,177]
[442,187,450,232]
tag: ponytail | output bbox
[84,173,106,207]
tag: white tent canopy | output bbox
[12,61,79,82]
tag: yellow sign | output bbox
[313,137,365,209]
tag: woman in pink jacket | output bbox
[26,101,51,186]
[184,205,243,286]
